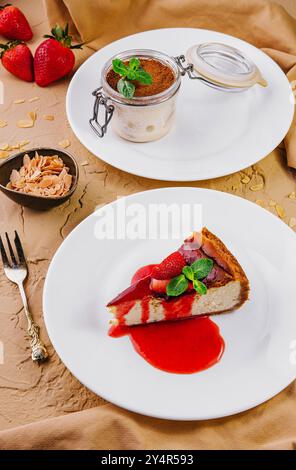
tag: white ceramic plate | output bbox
[43,188,296,420]
[66,28,294,182]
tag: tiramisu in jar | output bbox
[90,44,267,143]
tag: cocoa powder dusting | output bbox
[106,58,175,97]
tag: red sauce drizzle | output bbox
[115,300,136,325]
[161,293,195,321]
[140,297,150,324]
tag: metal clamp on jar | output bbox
[89,43,267,143]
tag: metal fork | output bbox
[0,231,48,362]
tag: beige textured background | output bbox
[0,0,295,432]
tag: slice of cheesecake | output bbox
[107,227,249,327]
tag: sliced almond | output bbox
[58,139,70,149]
[20,140,30,147]
[256,199,264,207]
[288,191,296,199]
[10,143,21,150]
[17,119,34,128]
[0,143,9,151]
[0,150,9,159]
[13,99,25,104]
[0,120,7,128]
[275,204,285,219]
[28,111,37,122]
[81,160,89,166]
[250,183,264,192]
[241,175,250,184]
[43,114,54,121]
[28,97,39,102]
[289,217,296,228]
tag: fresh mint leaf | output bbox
[117,79,135,98]
[193,279,207,295]
[129,57,140,71]
[191,258,213,280]
[166,274,188,297]
[182,265,194,281]
[112,58,128,77]
[136,69,152,84]
[126,69,138,80]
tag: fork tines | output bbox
[0,231,26,268]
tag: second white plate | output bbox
[67,28,294,181]
[43,188,296,420]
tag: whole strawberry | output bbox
[34,24,83,87]
[0,40,34,82]
[151,252,186,280]
[0,4,33,41]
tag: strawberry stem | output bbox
[0,40,23,58]
[43,23,84,49]
[0,4,12,10]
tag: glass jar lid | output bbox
[186,42,267,89]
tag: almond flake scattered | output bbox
[0,143,9,151]
[241,175,250,184]
[250,183,264,192]
[0,150,9,159]
[43,114,54,121]
[20,140,30,147]
[81,160,89,166]
[288,191,296,199]
[58,139,70,149]
[289,217,296,228]
[269,200,276,207]
[28,111,37,122]
[0,120,7,128]
[256,199,264,207]
[13,99,25,104]
[275,204,285,219]
[10,143,20,150]
[28,97,39,102]
[17,119,34,128]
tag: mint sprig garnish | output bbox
[112,57,152,99]
[166,257,213,297]
[191,258,214,279]
[166,274,188,297]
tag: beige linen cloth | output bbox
[0,0,296,450]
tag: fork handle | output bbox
[18,282,48,362]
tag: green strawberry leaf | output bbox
[117,78,135,98]
[166,274,188,297]
[191,258,213,280]
[182,265,194,281]
[193,279,207,295]
[112,58,128,77]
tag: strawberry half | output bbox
[0,40,34,82]
[34,24,83,87]
[0,4,33,41]
[151,251,186,280]
[150,278,170,294]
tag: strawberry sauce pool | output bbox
[108,265,225,374]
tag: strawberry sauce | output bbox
[108,264,225,374]
[109,316,224,374]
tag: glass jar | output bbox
[90,49,181,143]
[90,43,267,143]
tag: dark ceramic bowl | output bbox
[0,147,79,210]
